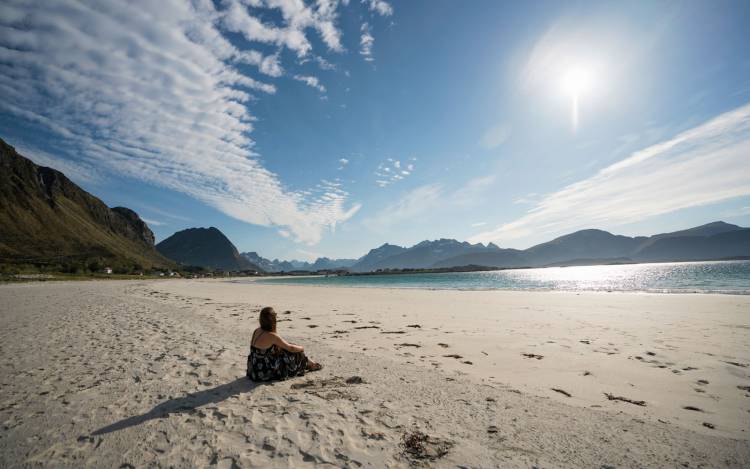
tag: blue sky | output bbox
[2,0,750,261]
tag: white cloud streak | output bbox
[141,218,167,227]
[359,22,375,62]
[470,103,750,245]
[293,74,326,93]
[0,0,368,244]
[135,204,192,222]
[221,0,344,57]
[365,0,393,16]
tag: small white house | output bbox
[104,267,113,274]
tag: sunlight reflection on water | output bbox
[253,261,750,294]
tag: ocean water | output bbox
[252,260,750,294]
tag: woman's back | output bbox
[251,327,276,350]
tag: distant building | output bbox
[104,267,113,274]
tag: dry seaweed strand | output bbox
[604,392,646,406]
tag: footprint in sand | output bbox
[683,406,704,412]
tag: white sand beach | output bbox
[1,279,749,467]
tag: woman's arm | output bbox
[271,333,304,353]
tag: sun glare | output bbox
[560,65,595,131]
[561,67,593,98]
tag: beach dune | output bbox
[0,279,748,467]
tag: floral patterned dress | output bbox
[247,331,308,382]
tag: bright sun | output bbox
[560,65,596,130]
[561,66,593,98]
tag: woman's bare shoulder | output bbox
[267,331,287,342]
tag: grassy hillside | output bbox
[0,138,174,273]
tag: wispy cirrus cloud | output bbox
[364,176,496,231]
[0,0,384,244]
[512,193,541,205]
[363,184,443,231]
[451,175,496,207]
[470,103,750,245]
[720,206,750,218]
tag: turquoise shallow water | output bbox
[251,260,750,293]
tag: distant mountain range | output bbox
[353,222,749,271]
[156,227,260,272]
[240,252,357,272]
[235,221,748,273]
[0,138,171,271]
[353,239,498,271]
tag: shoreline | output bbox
[248,278,750,295]
[247,276,750,295]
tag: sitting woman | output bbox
[247,306,322,382]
